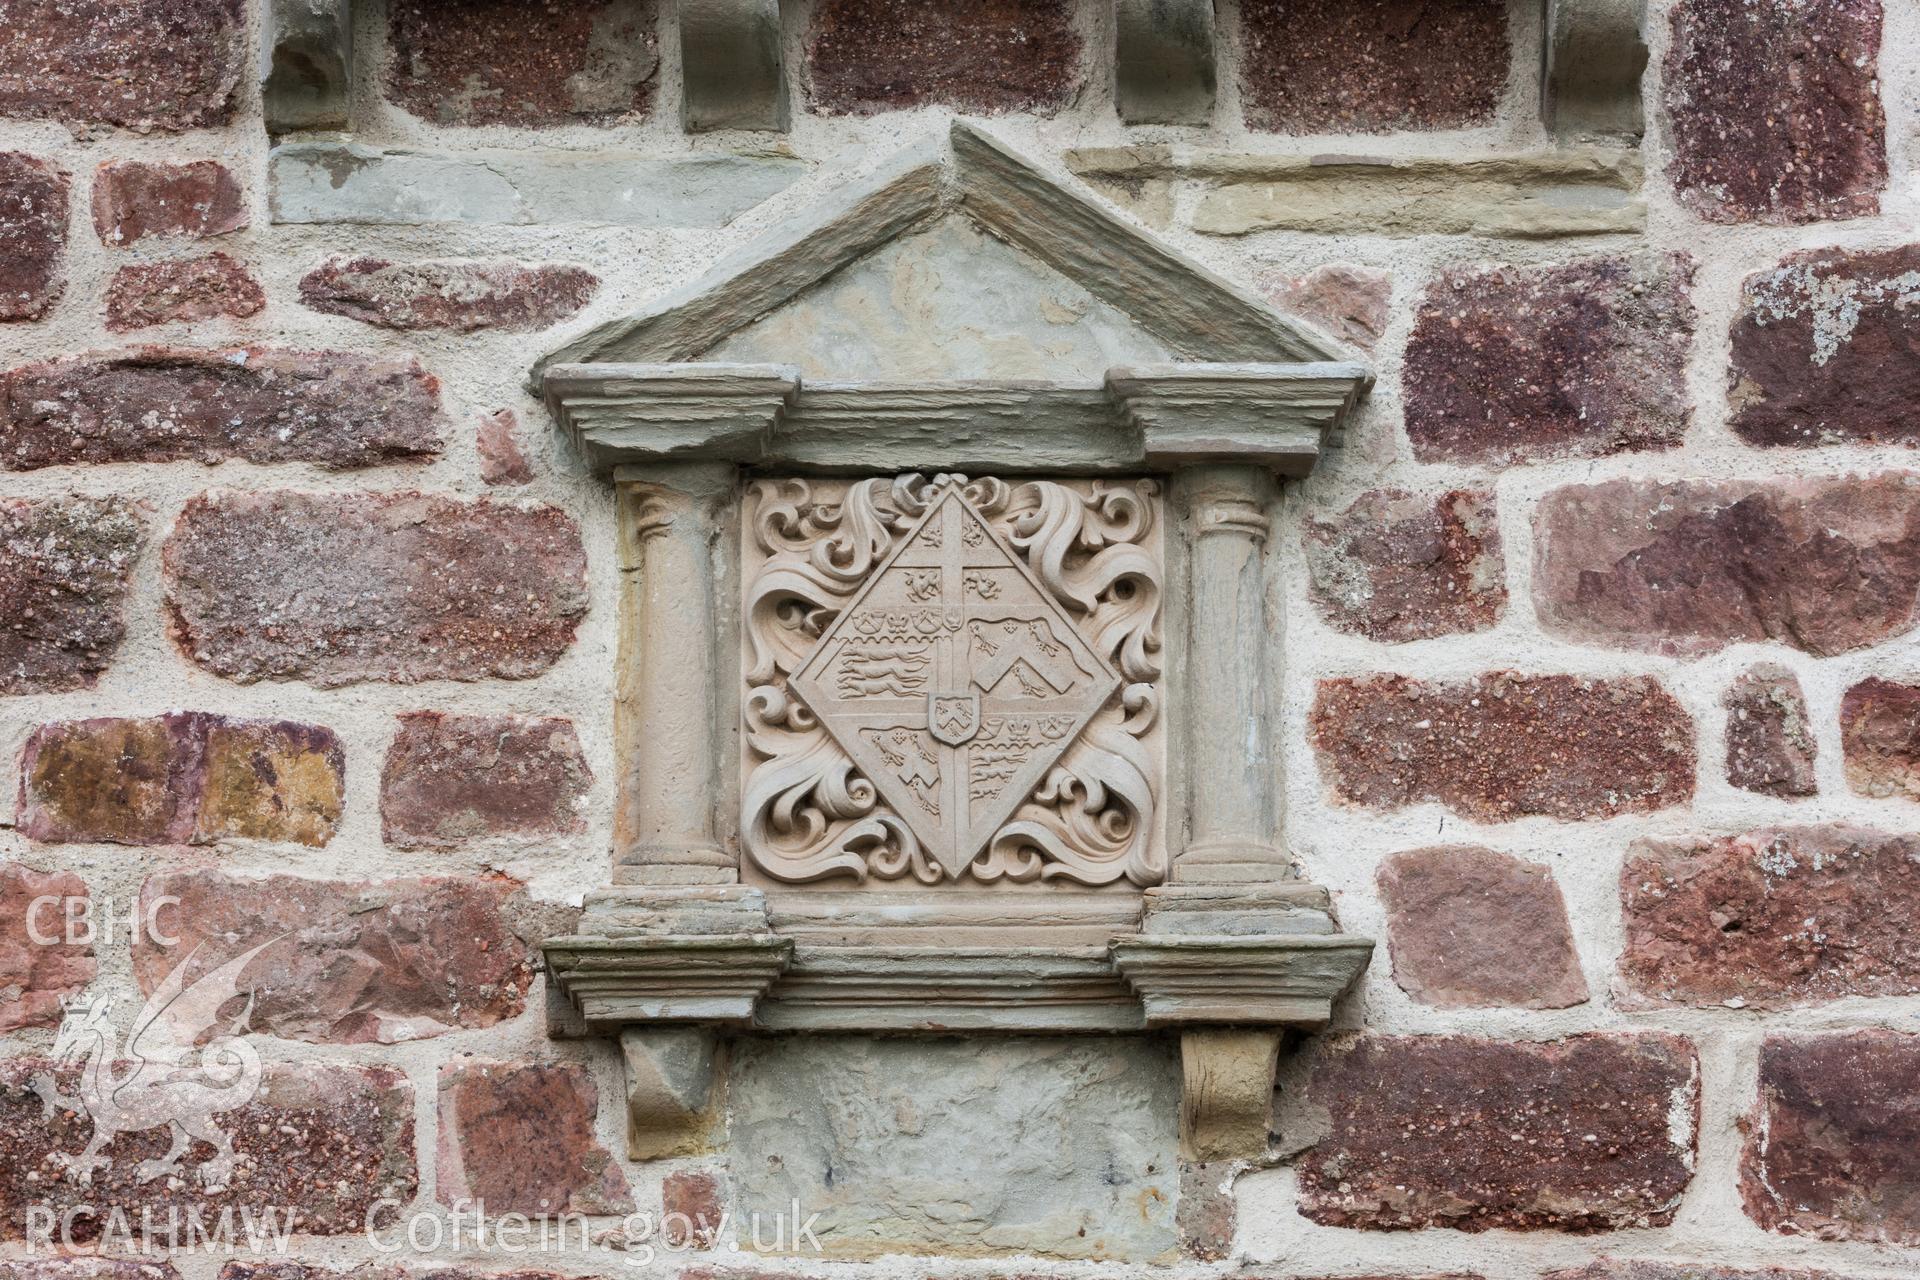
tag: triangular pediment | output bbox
[704,214,1174,381]
[535,120,1357,377]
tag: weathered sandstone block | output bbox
[661,1169,724,1248]
[1175,1162,1233,1261]
[1533,475,1920,657]
[19,714,343,847]
[0,1261,178,1280]
[0,0,245,131]
[1297,1034,1697,1231]
[1404,256,1693,464]
[91,160,246,245]
[0,1060,414,1238]
[1665,0,1885,223]
[1303,488,1503,642]
[0,497,143,694]
[1730,245,1920,448]
[381,712,592,849]
[1840,677,1920,802]
[1378,846,1587,1009]
[730,1036,1177,1259]
[163,492,588,686]
[1742,1031,1920,1242]
[269,145,806,229]
[1309,673,1695,822]
[1238,0,1507,134]
[1549,1262,1869,1280]
[0,154,67,321]
[0,862,94,1032]
[477,409,534,485]
[104,253,264,331]
[0,349,441,470]
[1622,825,1920,1009]
[437,1062,631,1213]
[1260,264,1391,351]
[132,871,560,1044]
[385,0,657,127]
[299,259,598,332]
[806,0,1082,115]
[1724,665,1817,797]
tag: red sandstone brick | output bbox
[1742,1031,1920,1242]
[1533,475,1920,657]
[0,348,442,471]
[381,712,593,850]
[163,491,588,686]
[437,1061,632,1214]
[1261,264,1391,351]
[1622,825,1920,1010]
[18,713,343,847]
[0,862,94,1033]
[105,253,264,331]
[807,0,1082,115]
[132,871,564,1044]
[1665,0,1885,224]
[0,1060,414,1239]
[91,160,246,245]
[0,154,67,321]
[223,1267,568,1280]
[478,408,535,485]
[1175,1162,1233,1261]
[1297,1033,1697,1231]
[0,0,245,132]
[1724,665,1817,798]
[1308,672,1695,823]
[1839,677,1920,802]
[1378,846,1587,1009]
[1303,488,1503,642]
[662,1169,724,1248]
[1239,0,1507,134]
[1549,1263,1870,1280]
[0,1260,180,1280]
[386,0,658,127]
[1404,255,1694,464]
[300,259,598,332]
[1731,246,1920,447]
[0,496,143,694]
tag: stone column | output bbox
[615,463,739,885]
[1115,464,1366,1161]
[1171,463,1287,883]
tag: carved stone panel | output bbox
[742,473,1166,889]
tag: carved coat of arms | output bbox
[742,474,1164,887]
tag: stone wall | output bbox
[0,2,1917,1280]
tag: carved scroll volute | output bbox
[740,473,1168,889]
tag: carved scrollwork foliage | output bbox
[741,473,1166,888]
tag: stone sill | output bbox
[1066,145,1646,238]
[544,919,1372,1036]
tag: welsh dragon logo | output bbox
[31,938,281,1192]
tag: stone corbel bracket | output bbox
[680,0,787,132]
[262,0,353,134]
[1116,0,1216,125]
[1541,0,1649,140]
[536,120,1375,1166]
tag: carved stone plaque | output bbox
[742,473,1166,888]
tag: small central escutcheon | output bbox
[787,481,1121,875]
